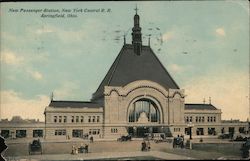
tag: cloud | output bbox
[0,50,23,65]
[0,90,49,121]
[216,28,226,36]
[54,81,80,100]
[33,25,86,43]
[168,63,183,72]
[162,32,174,42]
[27,70,43,80]
[183,70,249,121]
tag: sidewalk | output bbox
[4,151,195,160]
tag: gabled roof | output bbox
[49,100,101,108]
[185,104,218,110]
[92,44,179,102]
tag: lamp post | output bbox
[187,122,194,140]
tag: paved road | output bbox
[3,139,244,160]
[4,151,194,160]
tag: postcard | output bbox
[0,1,249,160]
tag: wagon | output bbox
[117,135,132,142]
[173,137,184,148]
[29,139,42,155]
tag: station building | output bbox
[0,10,249,141]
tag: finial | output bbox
[135,4,138,14]
[209,97,211,104]
[203,98,206,104]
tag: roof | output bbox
[49,100,101,108]
[92,44,179,102]
[185,104,218,110]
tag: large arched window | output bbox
[128,98,160,123]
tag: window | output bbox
[196,117,198,122]
[89,129,100,135]
[213,117,216,122]
[64,116,67,123]
[33,129,43,137]
[88,116,91,123]
[202,117,204,122]
[208,128,216,135]
[239,127,245,133]
[198,117,201,122]
[174,128,180,132]
[71,116,74,123]
[81,116,84,123]
[54,116,57,123]
[59,116,62,123]
[207,116,210,122]
[210,117,213,122]
[72,129,83,138]
[196,128,204,135]
[55,129,66,136]
[190,116,192,122]
[16,130,27,138]
[76,116,79,123]
[1,130,10,138]
[128,99,160,123]
[111,128,118,133]
[185,128,190,135]
[97,116,100,122]
[186,117,189,122]
[92,116,95,122]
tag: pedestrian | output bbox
[85,144,89,153]
[147,140,151,151]
[181,134,184,148]
[90,136,94,143]
[141,140,146,151]
[71,145,77,155]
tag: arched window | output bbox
[128,99,160,123]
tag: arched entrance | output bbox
[128,98,160,123]
[127,98,164,137]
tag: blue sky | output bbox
[0,1,249,121]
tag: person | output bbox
[79,143,84,153]
[181,134,184,148]
[90,136,94,143]
[141,140,146,151]
[71,145,77,155]
[85,144,89,153]
[147,140,151,151]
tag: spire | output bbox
[148,35,151,46]
[51,92,54,102]
[132,5,142,55]
[123,34,126,45]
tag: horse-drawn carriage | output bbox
[173,137,184,148]
[29,139,42,155]
[117,135,132,142]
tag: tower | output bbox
[131,6,142,55]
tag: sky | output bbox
[0,1,249,121]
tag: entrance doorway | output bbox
[137,127,149,137]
